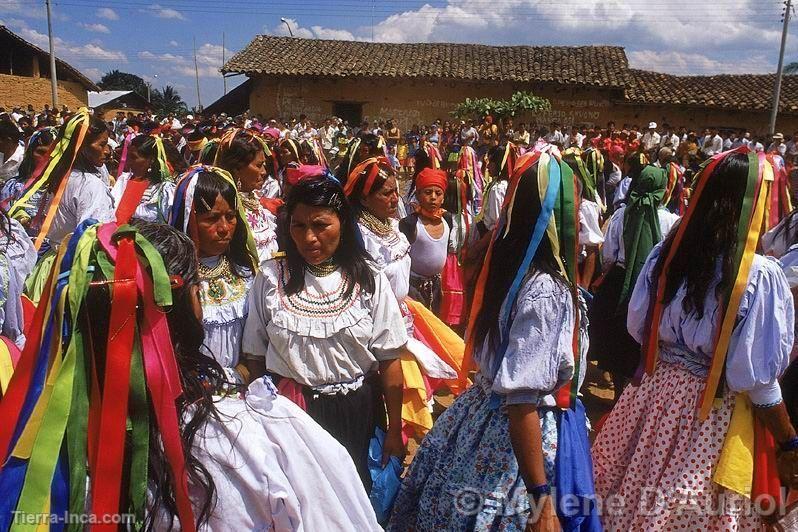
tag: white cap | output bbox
[648,121,657,129]
[186,114,194,120]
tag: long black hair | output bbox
[192,170,253,277]
[652,153,749,318]
[81,220,224,531]
[282,176,375,298]
[16,127,56,182]
[44,115,107,193]
[472,163,570,352]
[214,130,263,176]
[129,135,184,183]
[407,147,433,198]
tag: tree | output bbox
[451,91,551,120]
[151,85,188,116]
[98,70,149,99]
[785,62,798,75]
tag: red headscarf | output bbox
[285,164,327,186]
[416,167,448,192]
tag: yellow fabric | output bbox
[0,341,14,394]
[405,298,466,395]
[400,351,433,437]
[713,394,755,497]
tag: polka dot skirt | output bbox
[592,361,761,531]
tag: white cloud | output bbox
[79,22,110,34]
[5,19,126,63]
[145,4,187,21]
[268,18,355,41]
[96,8,119,21]
[628,50,772,76]
[82,67,102,81]
[139,43,230,78]
[169,40,179,47]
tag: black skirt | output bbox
[587,264,643,379]
[301,373,386,491]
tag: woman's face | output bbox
[31,143,52,168]
[419,185,445,211]
[82,131,110,167]
[289,204,341,265]
[195,193,237,258]
[126,144,151,178]
[361,175,399,220]
[279,145,297,166]
[236,149,267,193]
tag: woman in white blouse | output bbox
[7,110,115,246]
[243,174,407,489]
[111,134,183,224]
[170,165,258,386]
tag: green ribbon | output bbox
[127,337,149,529]
[619,165,667,305]
[11,225,96,531]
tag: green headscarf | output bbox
[619,165,667,304]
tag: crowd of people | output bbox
[0,101,798,531]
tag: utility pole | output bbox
[45,0,58,108]
[371,0,375,41]
[770,0,793,134]
[222,32,227,95]
[194,36,202,111]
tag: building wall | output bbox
[249,75,620,130]
[0,74,88,110]
[248,75,798,135]
[611,104,798,135]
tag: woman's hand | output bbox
[526,495,560,532]
[381,426,406,466]
[777,448,798,489]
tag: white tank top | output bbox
[409,217,449,277]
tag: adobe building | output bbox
[221,36,798,134]
[88,90,151,120]
[0,25,98,111]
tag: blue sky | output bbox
[1,0,796,109]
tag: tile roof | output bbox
[625,69,798,113]
[222,36,629,88]
[0,26,99,91]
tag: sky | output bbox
[1,0,796,109]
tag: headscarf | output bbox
[169,165,259,271]
[415,167,448,193]
[285,164,329,187]
[343,156,391,198]
[619,165,667,304]
[0,221,197,531]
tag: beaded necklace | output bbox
[198,256,247,307]
[359,210,393,237]
[306,258,337,277]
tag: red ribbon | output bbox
[90,236,138,529]
[115,178,149,225]
[96,224,196,531]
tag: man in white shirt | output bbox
[564,126,584,149]
[460,120,478,146]
[0,120,24,184]
[659,123,679,152]
[545,121,564,145]
[642,122,661,154]
[701,128,723,157]
[768,133,788,157]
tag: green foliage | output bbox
[98,70,149,99]
[451,91,551,120]
[151,85,188,116]
[785,62,798,75]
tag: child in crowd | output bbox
[400,168,452,314]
